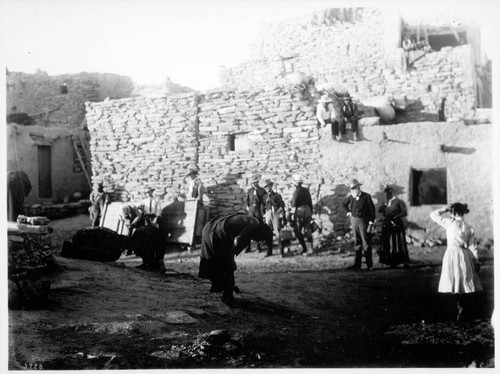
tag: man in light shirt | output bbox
[316,94,343,141]
[186,167,205,205]
[139,187,161,227]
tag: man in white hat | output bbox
[185,166,205,205]
[139,186,161,227]
[316,94,343,141]
[291,174,314,254]
[262,179,286,257]
[245,173,267,252]
[342,178,376,270]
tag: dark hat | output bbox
[263,178,274,187]
[383,185,394,193]
[144,186,155,193]
[348,178,362,189]
[186,166,199,176]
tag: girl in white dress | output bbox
[430,203,482,322]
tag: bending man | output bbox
[198,213,273,305]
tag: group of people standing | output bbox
[342,179,410,271]
[90,168,484,321]
[245,172,315,257]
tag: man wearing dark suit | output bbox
[342,179,376,270]
[245,174,267,252]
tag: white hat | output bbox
[292,174,304,183]
[319,94,332,103]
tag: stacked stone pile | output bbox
[86,93,199,202]
[8,219,54,276]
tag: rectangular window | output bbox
[410,168,447,206]
[38,145,52,198]
[228,132,249,152]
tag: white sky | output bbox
[0,0,498,90]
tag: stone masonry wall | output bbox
[86,85,493,241]
[220,8,477,121]
[85,93,200,200]
[197,86,322,216]
[6,71,134,128]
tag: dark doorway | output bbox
[409,168,447,206]
[38,145,52,198]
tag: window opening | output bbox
[228,132,249,152]
[409,168,447,206]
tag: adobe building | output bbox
[6,70,134,214]
[85,8,493,241]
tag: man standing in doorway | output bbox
[343,179,376,270]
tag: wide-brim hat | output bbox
[319,94,332,103]
[348,178,362,189]
[144,186,155,193]
[292,174,304,183]
[186,166,199,176]
[250,172,261,183]
[263,179,274,187]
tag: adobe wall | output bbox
[316,122,493,240]
[86,85,493,240]
[220,8,477,121]
[7,124,91,204]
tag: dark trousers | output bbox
[331,120,346,137]
[344,116,358,133]
[351,216,372,267]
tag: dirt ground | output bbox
[8,215,495,369]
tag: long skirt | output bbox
[379,219,409,266]
[438,246,482,294]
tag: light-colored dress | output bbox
[430,209,482,294]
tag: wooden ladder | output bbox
[72,133,92,189]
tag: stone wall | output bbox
[86,85,493,240]
[220,8,477,121]
[197,86,322,216]
[6,71,134,128]
[85,93,200,201]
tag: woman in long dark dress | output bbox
[378,186,410,268]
